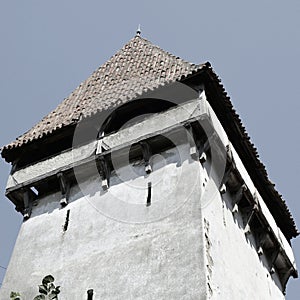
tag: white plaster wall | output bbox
[0,143,207,300]
[1,97,294,299]
[201,177,285,300]
[1,142,289,300]
[197,97,293,299]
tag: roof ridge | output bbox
[132,35,199,67]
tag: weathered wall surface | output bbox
[1,97,294,299]
[201,179,285,300]
[199,99,287,299]
[0,143,207,300]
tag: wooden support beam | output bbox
[22,188,32,220]
[219,167,232,195]
[218,146,236,195]
[281,267,294,294]
[185,124,199,160]
[244,204,259,235]
[256,231,268,256]
[198,138,211,165]
[57,172,70,207]
[231,184,247,213]
[199,152,207,164]
[270,247,281,274]
[219,184,227,195]
[98,156,110,190]
[140,141,152,174]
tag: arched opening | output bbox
[100,98,177,136]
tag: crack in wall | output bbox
[204,218,213,298]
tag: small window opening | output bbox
[63,209,70,232]
[147,182,152,207]
[87,289,94,300]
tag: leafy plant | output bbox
[10,291,22,300]
[10,275,60,300]
[33,275,60,300]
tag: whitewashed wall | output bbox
[1,97,294,299]
[201,177,285,300]
[0,143,207,299]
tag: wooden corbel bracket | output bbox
[21,188,33,220]
[140,141,152,174]
[57,172,70,207]
[98,156,110,190]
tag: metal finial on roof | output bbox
[136,24,141,36]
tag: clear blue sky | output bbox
[0,1,299,298]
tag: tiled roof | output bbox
[1,35,298,239]
[2,35,200,151]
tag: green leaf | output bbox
[33,295,46,300]
[38,285,48,295]
[42,275,54,286]
[52,287,61,295]
[10,292,21,300]
[48,294,58,300]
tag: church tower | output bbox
[0,34,298,299]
